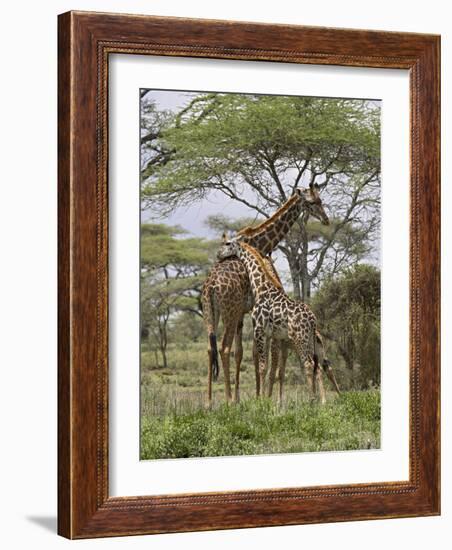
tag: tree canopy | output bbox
[141,92,381,300]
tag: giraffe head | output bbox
[294,183,329,225]
[217,240,284,291]
[217,233,241,261]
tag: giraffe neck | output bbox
[238,194,304,256]
[262,256,283,287]
[239,243,284,299]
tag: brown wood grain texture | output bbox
[58,11,440,539]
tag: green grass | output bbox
[141,392,380,459]
[140,342,380,459]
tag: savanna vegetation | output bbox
[140,91,381,459]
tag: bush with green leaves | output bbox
[312,264,381,389]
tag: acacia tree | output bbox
[141,223,211,368]
[141,93,380,300]
[140,94,174,178]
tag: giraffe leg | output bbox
[288,318,316,402]
[279,342,289,404]
[252,341,260,397]
[267,339,279,398]
[254,327,268,398]
[304,359,315,400]
[233,317,244,403]
[314,357,326,405]
[220,326,235,403]
[323,360,341,395]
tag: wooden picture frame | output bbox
[58,11,440,539]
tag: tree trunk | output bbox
[158,314,169,369]
[288,258,302,299]
[299,221,311,302]
[160,346,168,369]
[300,258,311,303]
[158,329,168,369]
[284,222,311,302]
[286,248,312,301]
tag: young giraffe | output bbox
[257,260,339,401]
[216,240,340,403]
[260,257,340,401]
[266,310,341,402]
[254,256,341,403]
[202,183,329,405]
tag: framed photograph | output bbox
[58,11,440,539]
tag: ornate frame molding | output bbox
[58,11,440,538]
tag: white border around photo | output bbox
[109,54,409,497]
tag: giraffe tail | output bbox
[312,326,320,375]
[210,333,219,381]
[203,287,219,381]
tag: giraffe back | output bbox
[201,257,251,327]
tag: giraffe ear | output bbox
[221,232,227,242]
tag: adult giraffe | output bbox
[201,183,329,405]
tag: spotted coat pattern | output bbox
[201,257,250,403]
[217,241,341,403]
[202,185,330,405]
